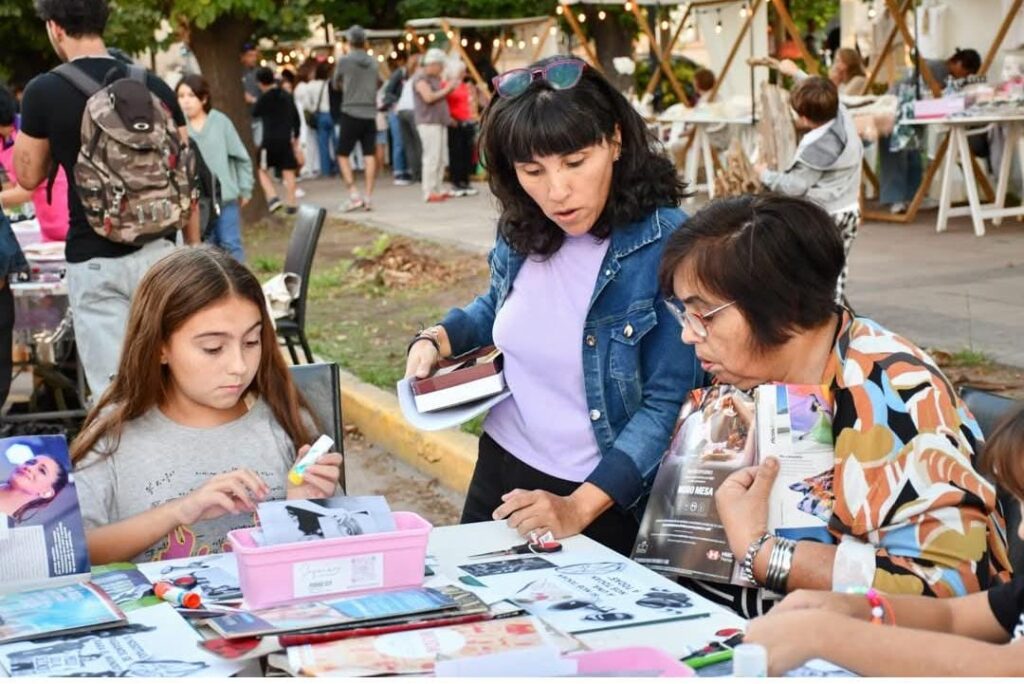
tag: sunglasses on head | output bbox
[492,58,587,98]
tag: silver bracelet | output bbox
[764,537,797,594]
[739,533,772,586]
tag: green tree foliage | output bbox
[0,0,58,85]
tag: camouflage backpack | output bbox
[51,62,194,245]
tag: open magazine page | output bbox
[756,384,836,544]
[0,436,90,594]
[632,386,756,583]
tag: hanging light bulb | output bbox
[578,12,586,22]
[493,38,501,47]
[446,30,454,39]
[327,56,335,64]
[867,5,877,19]
[391,51,398,59]
[260,59,267,67]
[739,3,748,18]
[377,54,385,63]
[715,9,723,34]
[598,10,607,20]
[428,33,436,42]
[417,36,425,45]
[461,37,468,47]
[518,40,526,49]
[506,37,514,47]
[624,1,633,11]
[474,41,482,50]
[275,52,283,63]
[367,48,374,55]
[531,35,540,45]
[397,41,405,50]
[405,32,413,41]
[661,20,670,31]
[550,25,558,36]
[556,5,563,14]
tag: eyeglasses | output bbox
[492,59,586,98]
[665,298,735,339]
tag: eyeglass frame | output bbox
[491,58,587,98]
[664,298,736,339]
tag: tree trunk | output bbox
[189,15,267,225]
[589,10,633,92]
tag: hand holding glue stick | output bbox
[285,435,343,500]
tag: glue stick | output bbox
[153,581,202,609]
[288,435,335,486]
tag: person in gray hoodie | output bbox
[332,25,380,212]
[756,59,863,304]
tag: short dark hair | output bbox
[693,68,715,92]
[176,74,212,113]
[790,76,838,124]
[950,48,982,75]
[658,194,843,351]
[315,60,332,80]
[0,85,17,126]
[34,0,109,37]
[280,68,296,85]
[982,403,1024,501]
[255,66,276,85]
[479,55,688,256]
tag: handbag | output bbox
[303,81,327,128]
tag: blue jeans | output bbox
[210,200,244,262]
[316,112,338,176]
[388,111,408,176]
[878,136,923,205]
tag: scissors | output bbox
[467,540,563,559]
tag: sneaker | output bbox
[889,202,908,214]
[362,197,373,212]
[267,197,283,213]
[295,187,307,198]
[393,175,413,186]
[459,185,479,197]
[341,196,366,212]
[425,193,448,203]
[448,187,467,198]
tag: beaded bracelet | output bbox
[846,587,895,625]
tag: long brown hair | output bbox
[835,48,865,79]
[982,403,1024,501]
[71,246,315,463]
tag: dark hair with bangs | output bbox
[982,404,1024,502]
[480,55,687,256]
[176,74,212,113]
[657,194,843,351]
[35,0,109,37]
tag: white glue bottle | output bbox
[732,643,768,677]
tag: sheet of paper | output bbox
[396,377,511,431]
[135,552,241,602]
[256,495,395,546]
[0,603,243,678]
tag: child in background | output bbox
[252,67,302,215]
[72,246,342,564]
[755,59,863,303]
[745,403,1024,676]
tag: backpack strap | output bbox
[127,64,147,84]
[47,63,106,204]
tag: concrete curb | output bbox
[338,368,477,495]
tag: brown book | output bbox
[411,347,506,412]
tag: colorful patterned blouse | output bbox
[683,311,1011,618]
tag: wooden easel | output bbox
[860,0,1021,223]
[559,3,605,74]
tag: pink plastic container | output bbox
[227,511,432,609]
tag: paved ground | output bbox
[301,175,1024,366]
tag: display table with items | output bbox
[4,220,85,424]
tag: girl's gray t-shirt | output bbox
[75,399,296,563]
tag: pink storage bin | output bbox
[227,511,432,609]
[913,96,965,119]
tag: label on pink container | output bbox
[293,553,384,599]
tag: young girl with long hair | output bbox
[72,246,341,564]
[745,403,1024,676]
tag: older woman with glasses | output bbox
[403,56,701,555]
[659,193,1010,617]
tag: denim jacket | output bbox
[441,206,701,515]
[0,208,29,280]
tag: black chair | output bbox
[289,361,346,494]
[960,386,1023,573]
[277,204,326,365]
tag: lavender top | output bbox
[484,233,611,482]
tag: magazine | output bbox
[255,495,396,546]
[207,586,459,639]
[0,435,90,593]
[632,384,836,584]
[283,616,579,677]
[0,583,125,645]
[0,602,244,677]
[90,564,161,612]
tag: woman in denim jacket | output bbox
[404,57,701,555]
[0,206,29,408]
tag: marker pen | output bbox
[154,581,202,609]
[288,435,335,486]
